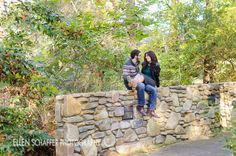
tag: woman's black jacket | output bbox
[141,62,161,87]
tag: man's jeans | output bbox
[136,83,157,110]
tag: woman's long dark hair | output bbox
[143,51,158,68]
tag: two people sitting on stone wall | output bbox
[122,49,161,118]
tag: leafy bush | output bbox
[0,106,52,155]
[225,107,236,155]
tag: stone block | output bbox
[171,93,179,106]
[55,100,62,122]
[155,135,165,144]
[56,128,64,140]
[130,119,143,129]
[94,106,108,121]
[111,92,120,103]
[119,121,130,129]
[79,125,95,133]
[147,118,161,137]
[79,130,95,140]
[99,98,107,104]
[63,95,82,117]
[183,100,192,112]
[164,135,177,145]
[158,87,170,97]
[89,97,99,102]
[115,129,124,138]
[96,119,112,131]
[83,114,94,120]
[83,102,98,110]
[123,128,138,142]
[135,127,147,134]
[174,125,185,134]
[165,112,180,130]
[56,143,74,156]
[101,134,116,149]
[111,122,120,131]
[80,136,97,156]
[92,132,106,139]
[64,123,79,142]
[184,113,195,123]
[63,116,84,123]
[158,101,169,113]
[114,107,124,116]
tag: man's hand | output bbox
[127,74,144,89]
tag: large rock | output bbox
[130,119,143,128]
[206,107,216,118]
[155,135,165,144]
[119,121,131,129]
[101,134,116,149]
[56,143,74,156]
[147,118,161,136]
[165,112,180,130]
[116,129,124,138]
[158,101,169,112]
[94,106,108,121]
[83,102,98,110]
[80,136,97,156]
[183,100,192,111]
[135,127,147,134]
[158,87,170,97]
[111,92,120,103]
[89,97,99,102]
[114,107,124,116]
[63,96,82,117]
[56,128,64,140]
[79,125,95,133]
[197,101,209,109]
[171,93,179,106]
[96,119,112,131]
[174,125,185,134]
[187,87,200,101]
[184,113,195,123]
[164,135,177,145]
[83,114,94,120]
[123,128,138,142]
[55,100,62,122]
[99,98,107,104]
[63,115,84,123]
[111,122,120,131]
[186,125,202,140]
[64,123,79,142]
[92,132,105,139]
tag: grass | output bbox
[225,106,236,155]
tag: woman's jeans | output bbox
[136,83,157,110]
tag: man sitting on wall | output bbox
[122,49,158,117]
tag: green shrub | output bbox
[0,106,52,155]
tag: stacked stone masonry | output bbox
[55,82,236,156]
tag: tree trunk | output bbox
[203,57,214,83]
[203,0,216,83]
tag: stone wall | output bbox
[55,82,236,156]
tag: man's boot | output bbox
[136,105,147,116]
[147,109,158,118]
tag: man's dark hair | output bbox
[130,49,140,59]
